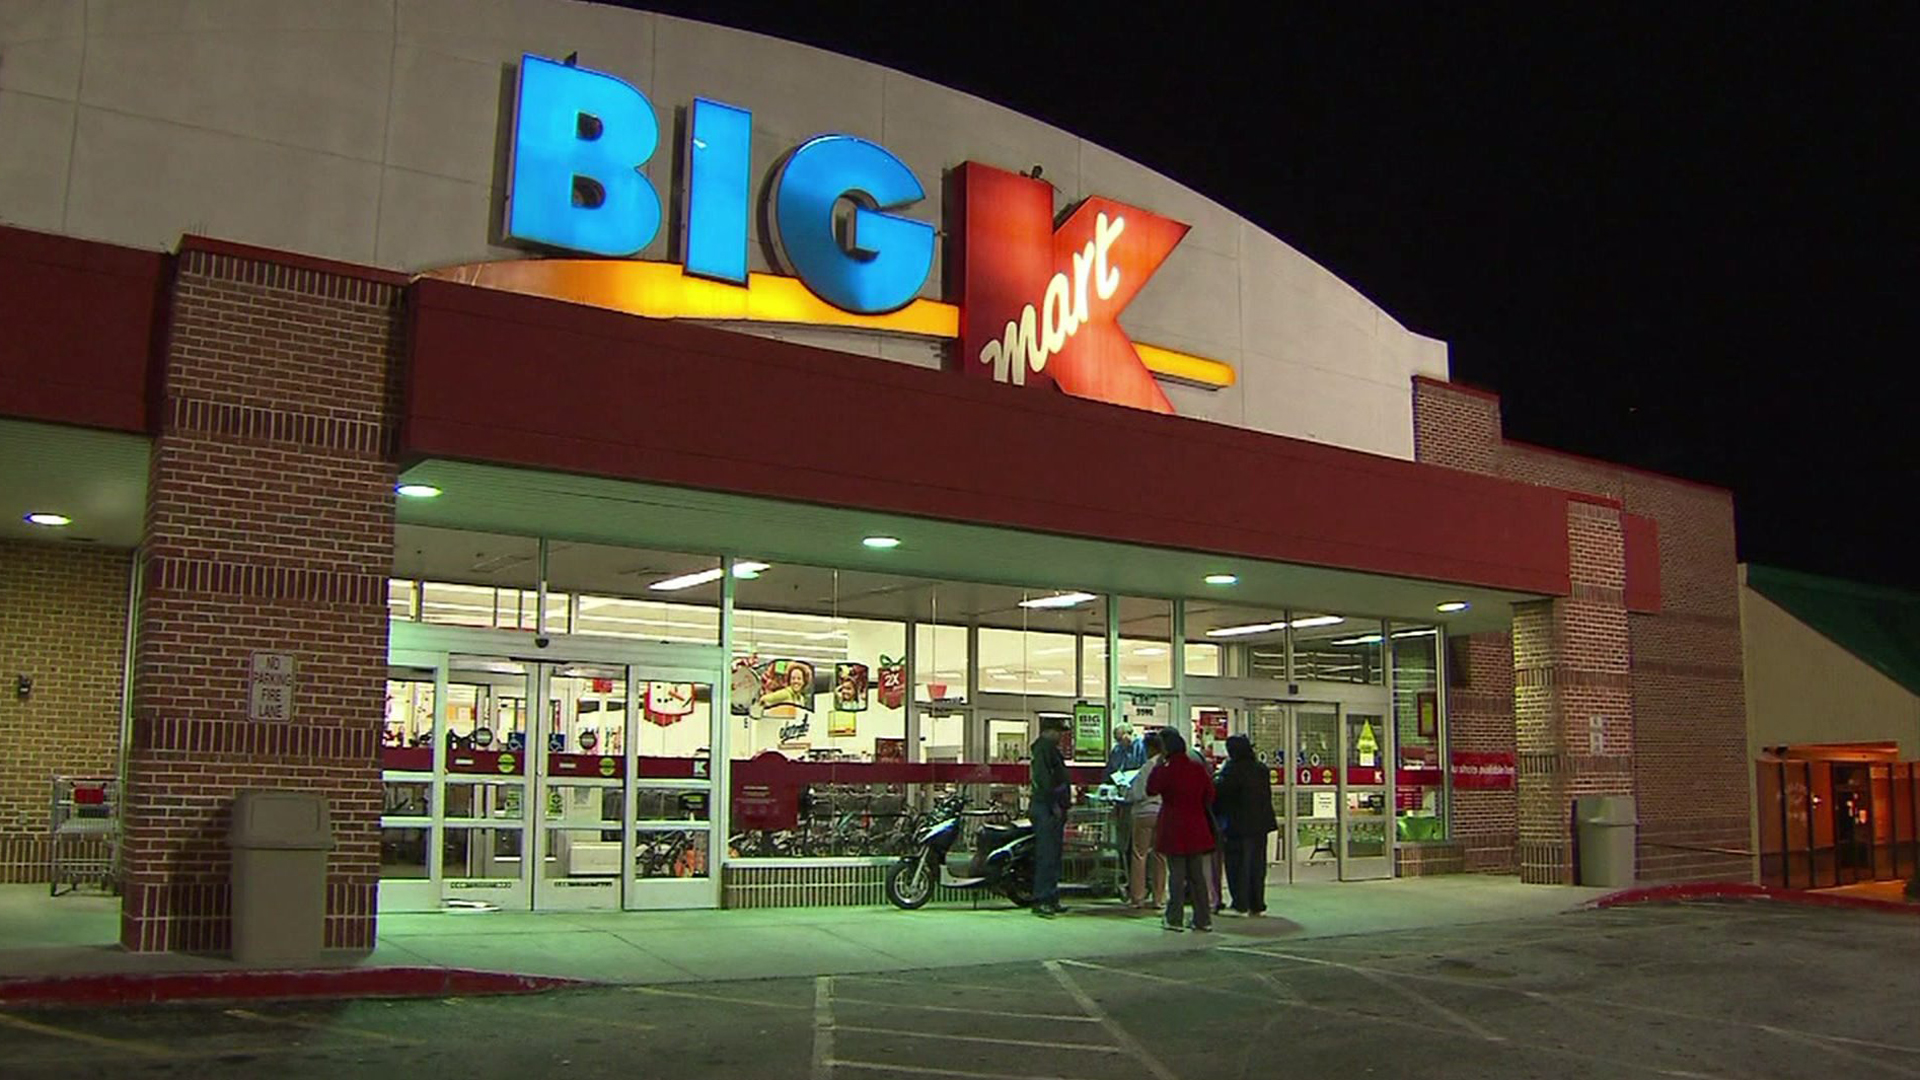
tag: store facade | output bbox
[0,2,1749,953]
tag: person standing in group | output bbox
[1028,714,1072,917]
[1214,734,1278,916]
[1147,728,1216,932]
[1188,741,1225,913]
[1125,730,1168,910]
[1105,723,1144,781]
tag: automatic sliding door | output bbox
[627,667,717,909]
[534,662,629,910]
[441,656,533,910]
[1341,709,1392,880]
[1288,705,1341,883]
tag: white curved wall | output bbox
[0,0,1449,458]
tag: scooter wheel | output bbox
[1001,867,1037,908]
[885,858,935,910]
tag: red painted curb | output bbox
[1590,881,1920,915]
[0,967,590,1007]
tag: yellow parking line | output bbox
[0,1010,175,1058]
[224,1007,420,1046]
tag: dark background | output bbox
[611,3,1918,590]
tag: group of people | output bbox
[1027,716,1277,932]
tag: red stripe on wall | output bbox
[0,225,168,434]
[405,278,1573,594]
[1624,513,1662,613]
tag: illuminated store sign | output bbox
[506,54,933,314]
[495,54,1232,411]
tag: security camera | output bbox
[534,636,552,649]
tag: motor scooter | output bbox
[885,791,1036,909]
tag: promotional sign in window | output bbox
[1071,703,1108,764]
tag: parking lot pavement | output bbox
[2,900,1915,1080]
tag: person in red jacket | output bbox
[1146,728,1216,932]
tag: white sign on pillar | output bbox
[249,652,296,722]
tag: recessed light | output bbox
[395,483,442,498]
[1436,601,1470,613]
[1204,573,1238,586]
[24,512,71,527]
[862,536,901,549]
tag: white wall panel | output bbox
[0,90,73,231]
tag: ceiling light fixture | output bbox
[1436,601,1471,613]
[1204,573,1238,586]
[395,483,442,498]
[1206,614,1345,638]
[649,561,771,591]
[862,536,901,549]
[1018,591,1097,609]
[23,512,71,527]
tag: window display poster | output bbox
[645,682,695,726]
[829,710,857,737]
[876,655,907,710]
[995,730,1027,762]
[1195,708,1229,764]
[1071,703,1107,763]
[833,663,870,712]
[874,737,907,764]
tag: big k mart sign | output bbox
[463,55,1232,414]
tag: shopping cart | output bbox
[49,776,120,896]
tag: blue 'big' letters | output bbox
[504,54,934,315]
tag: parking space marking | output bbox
[837,972,1052,996]
[831,996,1099,1023]
[812,976,835,1080]
[1761,1025,1920,1079]
[830,1024,1125,1053]
[828,1061,1106,1080]
[442,997,656,1035]
[1238,949,1506,1043]
[1045,960,1179,1080]
[622,984,810,1010]
[224,1007,421,1045]
[0,1010,174,1058]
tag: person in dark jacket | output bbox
[1028,714,1072,916]
[1146,728,1216,932]
[1214,734,1278,915]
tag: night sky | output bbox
[619,4,1918,591]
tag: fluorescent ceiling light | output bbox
[395,483,442,498]
[23,512,71,527]
[1019,592,1097,609]
[1132,646,1168,657]
[1204,574,1238,586]
[649,561,770,591]
[862,536,901,549]
[1330,634,1384,646]
[1436,601,1471,613]
[1207,615,1344,638]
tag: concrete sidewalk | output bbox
[0,876,1609,987]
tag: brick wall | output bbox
[1449,633,1518,871]
[124,244,402,953]
[1415,376,1750,884]
[0,540,130,882]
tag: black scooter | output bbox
[885,791,1036,909]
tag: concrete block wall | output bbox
[0,539,130,882]
[1414,376,1750,884]
[122,242,403,953]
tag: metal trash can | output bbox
[1575,794,1637,888]
[229,790,332,965]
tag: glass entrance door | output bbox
[1341,709,1392,880]
[381,628,722,914]
[1286,704,1342,883]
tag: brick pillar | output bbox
[122,245,402,953]
[1512,500,1635,884]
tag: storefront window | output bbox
[1391,624,1445,841]
[1293,615,1386,685]
[546,541,722,645]
[979,627,1078,696]
[1186,602,1289,680]
[1116,597,1173,689]
[388,579,416,621]
[914,623,968,705]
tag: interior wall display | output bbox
[876,656,906,710]
[995,730,1027,762]
[1355,719,1379,768]
[1417,690,1438,738]
[1071,703,1107,763]
[729,655,763,717]
[874,737,906,764]
[645,682,696,726]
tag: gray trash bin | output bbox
[1575,794,1637,888]
[229,790,332,965]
